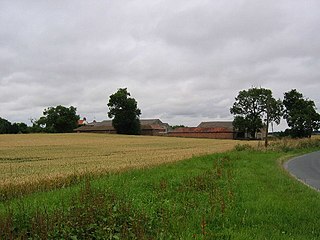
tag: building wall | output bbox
[77,128,164,136]
[141,129,166,136]
[76,129,116,134]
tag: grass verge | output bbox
[1,143,320,239]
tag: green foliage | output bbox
[230,87,283,140]
[0,155,235,239]
[33,105,80,133]
[10,122,29,134]
[269,138,320,152]
[296,138,320,149]
[2,145,320,239]
[0,118,29,134]
[9,122,19,134]
[0,117,12,134]
[171,125,187,129]
[1,181,154,239]
[233,115,263,138]
[233,143,254,151]
[283,89,320,138]
[107,88,141,135]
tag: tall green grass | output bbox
[1,143,320,239]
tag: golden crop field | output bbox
[0,133,257,197]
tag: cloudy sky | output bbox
[1,0,319,129]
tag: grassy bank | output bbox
[1,140,320,239]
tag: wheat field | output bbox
[0,133,256,196]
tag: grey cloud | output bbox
[0,0,319,128]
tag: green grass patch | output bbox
[1,147,320,239]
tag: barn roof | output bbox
[74,119,167,132]
[92,120,113,127]
[140,119,163,125]
[197,121,234,130]
[74,124,115,132]
[88,119,163,127]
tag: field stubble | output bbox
[0,133,256,199]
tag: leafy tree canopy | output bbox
[33,105,80,133]
[107,88,141,135]
[0,117,12,134]
[0,118,29,134]
[283,89,320,138]
[230,87,283,145]
[171,125,187,130]
[10,122,29,134]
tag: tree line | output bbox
[1,87,319,140]
[0,88,139,135]
[230,87,320,146]
[0,118,29,134]
[0,106,80,134]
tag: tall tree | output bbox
[230,87,283,146]
[0,117,12,134]
[283,89,320,138]
[107,88,141,135]
[34,105,80,133]
[11,122,29,134]
[0,118,30,134]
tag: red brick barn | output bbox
[167,121,236,139]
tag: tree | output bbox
[232,116,252,138]
[171,125,187,130]
[34,105,80,133]
[107,88,141,135]
[30,118,46,133]
[0,118,30,134]
[230,87,283,146]
[9,123,19,134]
[11,122,29,134]
[283,89,320,138]
[0,117,12,134]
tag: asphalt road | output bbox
[285,151,320,191]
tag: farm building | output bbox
[77,117,88,126]
[75,119,265,139]
[167,121,266,140]
[74,119,170,136]
[140,119,171,136]
[167,121,236,139]
[75,120,116,134]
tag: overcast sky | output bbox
[1,1,319,129]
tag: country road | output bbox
[285,151,320,191]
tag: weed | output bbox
[0,180,155,239]
[234,143,254,152]
[269,138,320,152]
